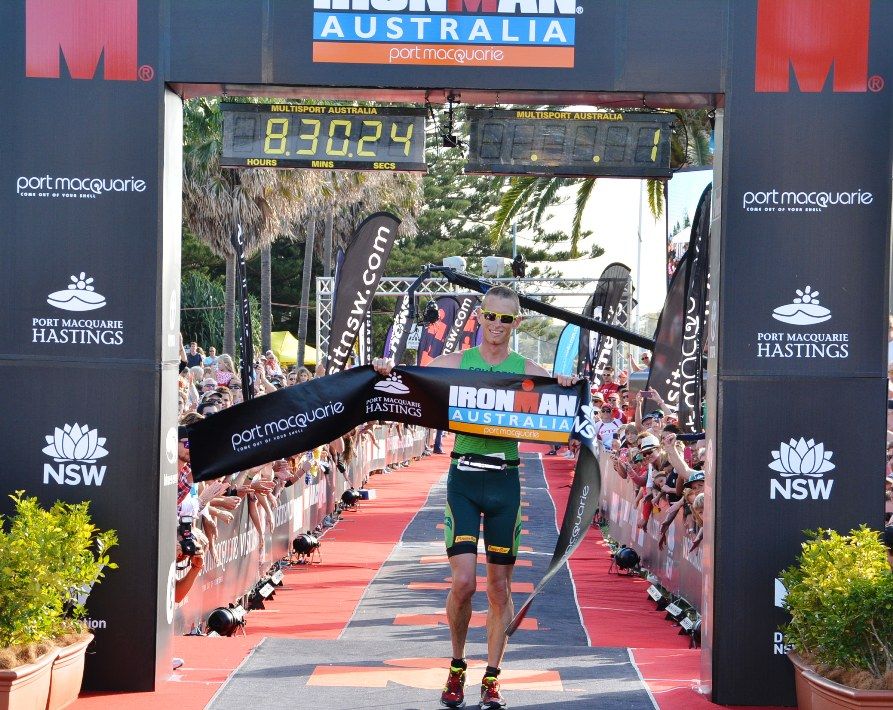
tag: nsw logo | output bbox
[47,272,106,312]
[771,286,830,325]
[42,422,109,486]
[768,437,834,500]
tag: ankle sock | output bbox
[451,657,467,671]
[484,665,500,679]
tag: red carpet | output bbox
[527,442,789,710]
[75,441,788,710]
[72,449,450,710]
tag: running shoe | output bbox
[440,665,466,708]
[480,675,506,709]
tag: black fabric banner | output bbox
[326,213,400,373]
[591,263,633,377]
[441,295,478,355]
[417,295,459,365]
[383,295,407,358]
[647,185,711,431]
[186,366,601,630]
[230,224,255,399]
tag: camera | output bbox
[178,515,198,556]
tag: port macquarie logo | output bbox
[25,0,153,81]
[42,423,109,486]
[757,285,848,360]
[448,379,578,443]
[47,272,106,312]
[312,0,578,69]
[768,437,835,500]
[369,372,422,418]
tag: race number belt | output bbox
[450,452,520,470]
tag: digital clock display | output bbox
[465,109,675,178]
[220,104,427,172]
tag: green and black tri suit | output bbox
[444,347,526,565]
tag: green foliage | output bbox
[180,271,261,356]
[780,526,893,679]
[0,492,117,647]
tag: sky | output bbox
[519,168,713,317]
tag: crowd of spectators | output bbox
[172,336,428,604]
[593,357,707,552]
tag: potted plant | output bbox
[779,526,893,710]
[0,492,117,710]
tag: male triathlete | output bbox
[374,285,580,709]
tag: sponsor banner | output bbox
[187,364,600,633]
[383,295,407,358]
[187,366,592,479]
[589,262,632,376]
[231,225,255,398]
[442,295,479,355]
[417,295,459,364]
[648,185,710,432]
[551,323,579,377]
[311,1,577,69]
[327,213,400,373]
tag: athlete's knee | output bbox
[486,576,512,608]
[450,572,477,602]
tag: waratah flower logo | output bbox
[768,437,834,477]
[42,423,109,463]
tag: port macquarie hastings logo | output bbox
[756,285,848,360]
[369,373,423,418]
[448,379,578,443]
[312,0,579,69]
[33,273,124,346]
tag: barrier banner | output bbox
[598,452,703,608]
[552,323,580,377]
[648,186,711,431]
[417,295,459,365]
[326,213,400,373]
[187,366,601,627]
[230,225,255,399]
[442,295,479,355]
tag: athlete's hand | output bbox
[372,357,394,377]
[556,373,582,388]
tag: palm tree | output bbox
[489,108,713,256]
[182,97,319,358]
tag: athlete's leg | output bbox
[484,560,514,668]
[446,552,477,659]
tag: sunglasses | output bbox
[179,439,190,449]
[479,309,517,324]
[600,407,613,413]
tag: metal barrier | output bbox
[598,452,704,609]
[172,425,428,634]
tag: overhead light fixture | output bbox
[442,256,467,272]
[482,255,508,278]
[511,253,527,278]
[423,300,440,324]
